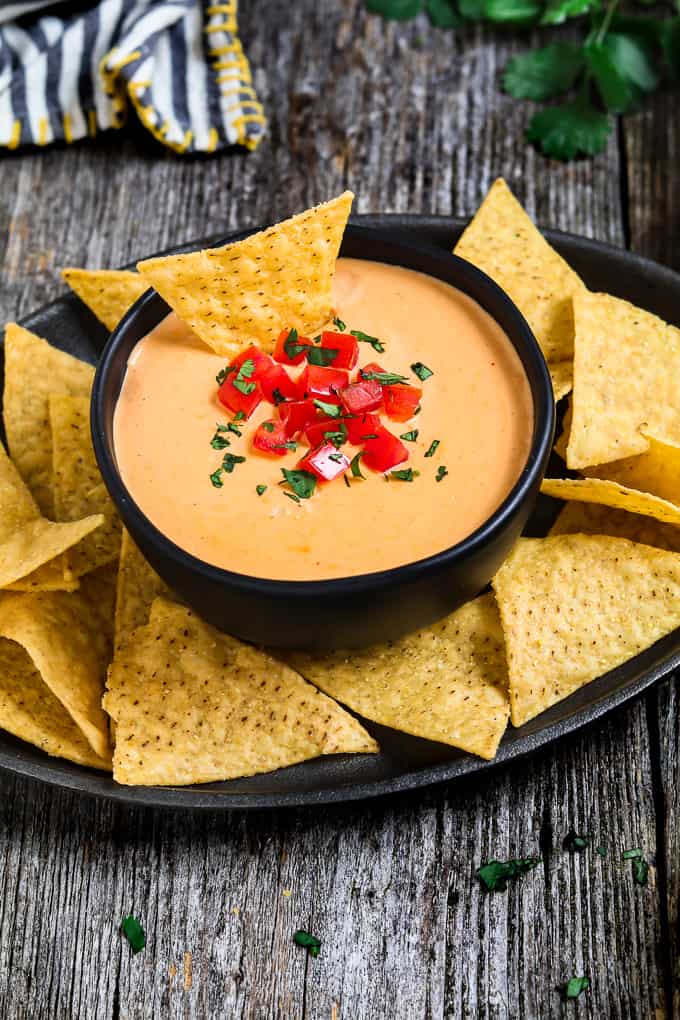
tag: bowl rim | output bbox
[91,223,555,599]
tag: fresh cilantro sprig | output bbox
[365,0,680,160]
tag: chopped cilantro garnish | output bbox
[222,453,246,474]
[256,484,267,496]
[313,399,343,418]
[390,468,419,481]
[360,369,408,385]
[273,441,298,451]
[563,830,588,853]
[360,433,378,439]
[121,915,146,954]
[333,316,346,331]
[272,388,288,405]
[293,929,321,958]
[281,469,317,500]
[476,857,541,892]
[424,440,440,458]
[633,858,649,886]
[324,424,348,447]
[413,405,421,416]
[262,421,275,433]
[209,469,223,488]
[284,491,300,504]
[226,421,243,436]
[329,452,344,463]
[411,361,433,382]
[233,358,257,396]
[596,845,607,858]
[343,474,351,488]
[234,411,246,422]
[351,329,386,354]
[216,365,235,385]
[400,430,419,442]
[559,976,590,1001]
[436,465,448,482]
[210,433,231,450]
[622,848,642,860]
[306,346,339,367]
[350,452,365,479]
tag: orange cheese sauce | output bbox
[113,258,533,580]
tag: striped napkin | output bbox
[0,0,266,153]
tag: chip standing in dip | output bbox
[113,258,533,580]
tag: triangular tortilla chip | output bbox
[550,501,680,553]
[0,638,110,769]
[136,192,354,357]
[567,291,680,469]
[0,442,104,589]
[288,594,509,760]
[114,529,170,651]
[3,323,94,515]
[454,178,585,367]
[549,361,573,403]
[0,589,112,760]
[493,535,680,726]
[583,435,680,507]
[49,395,121,575]
[104,598,377,785]
[61,268,149,332]
[541,476,680,526]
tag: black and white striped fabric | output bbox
[0,0,266,153]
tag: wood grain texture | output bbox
[0,2,675,1017]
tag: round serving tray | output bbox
[1,213,679,810]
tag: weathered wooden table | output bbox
[0,3,677,1017]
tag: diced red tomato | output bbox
[361,360,386,377]
[231,344,270,372]
[320,331,359,370]
[298,442,350,482]
[304,417,345,448]
[297,364,349,401]
[253,420,292,457]
[344,412,381,444]
[256,360,298,403]
[217,374,263,419]
[383,383,422,422]
[273,329,310,366]
[361,426,408,473]
[278,399,317,438]
[339,379,383,415]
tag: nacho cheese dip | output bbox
[113,258,533,580]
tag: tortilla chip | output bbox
[3,323,94,515]
[5,566,80,593]
[288,594,509,760]
[114,529,170,651]
[554,402,572,460]
[0,638,110,768]
[0,442,104,589]
[454,178,585,366]
[493,535,680,726]
[61,268,148,332]
[104,598,377,785]
[0,589,112,759]
[136,192,354,357]
[49,395,121,575]
[541,477,680,526]
[567,291,680,469]
[550,501,680,553]
[583,435,680,508]
[549,361,573,403]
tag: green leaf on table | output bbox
[476,856,541,891]
[541,0,597,25]
[586,43,634,112]
[366,0,423,18]
[559,976,590,1000]
[603,33,659,91]
[484,0,542,22]
[503,44,584,100]
[527,99,612,160]
[121,915,146,954]
[426,0,461,25]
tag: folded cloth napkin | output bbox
[0,0,266,153]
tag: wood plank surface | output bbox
[0,2,675,1017]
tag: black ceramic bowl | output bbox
[92,224,555,650]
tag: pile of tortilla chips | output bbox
[1,183,680,788]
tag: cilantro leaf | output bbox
[365,0,422,18]
[503,43,584,100]
[233,358,257,396]
[563,829,588,852]
[484,0,542,24]
[390,468,420,481]
[436,465,448,482]
[351,329,386,354]
[121,915,146,954]
[293,929,321,957]
[426,0,461,26]
[527,99,612,159]
[256,484,267,496]
[307,346,339,366]
[281,469,317,499]
[333,316,346,330]
[633,857,649,886]
[425,439,440,457]
[222,453,246,473]
[586,42,638,112]
[477,856,541,892]
[541,0,596,25]
[360,370,409,385]
[622,847,642,859]
[210,433,231,450]
[411,361,433,381]
[602,33,659,92]
[313,399,343,418]
[350,452,365,479]
[459,0,485,16]
[560,976,590,1000]
[209,469,223,488]
[400,430,419,441]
